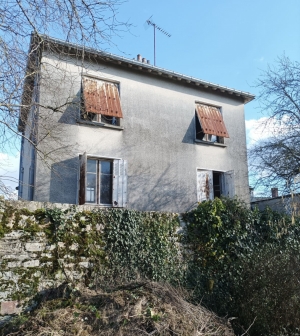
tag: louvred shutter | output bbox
[196,104,229,138]
[197,170,213,202]
[112,159,128,207]
[82,78,123,118]
[222,170,235,197]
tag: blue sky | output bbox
[105,0,300,122]
[1,0,300,193]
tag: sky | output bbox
[105,0,300,123]
[1,0,300,194]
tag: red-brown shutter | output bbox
[82,78,123,118]
[196,104,229,138]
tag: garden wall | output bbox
[0,198,181,324]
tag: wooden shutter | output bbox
[79,152,87,205]
[82,78,123,118]
[222,170,235,197]
[196,104,229,138]
[112,159,128,207]
[197,170,213,202]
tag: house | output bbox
[18,34,254,213]
[251,188,300,216]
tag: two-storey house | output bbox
[18,34,254,212]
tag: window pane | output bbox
[100,173,112,204]
[101,161,112,174]
[213,172,221,198]
[101,115,118,125]
[87,159,97,173]
[86,173,96,203]
[100,160,112,204]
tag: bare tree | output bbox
[249,55,300,196]
[0,0,129,196]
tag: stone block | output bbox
[3,231,24,239]
[69,243,78,251]
[79,261,89,268]
[7,261,22,268]
[1,301,17,315]
[63,254,74,259]
[40,253,52,258]
[36,232,46,237]
[0,292,8,300]
[17,254,31,261]
[25,242,45,252]
[96,223,104,231]
[46,244,56,251]
[18,215,29,228]
[1,271,12,281]
[23,260,40,268]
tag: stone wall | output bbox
[0,199,109,322]
[0,198,181,324]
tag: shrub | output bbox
[183,197,300,335]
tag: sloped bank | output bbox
[1,282,234,336]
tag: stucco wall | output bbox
[251,195,300,215]
[31,51,250,212]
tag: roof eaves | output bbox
[39,34,255,103]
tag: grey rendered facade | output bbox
[18,35,254,213]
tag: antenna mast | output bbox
[146,16,171,66]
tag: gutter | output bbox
[39,34,255,104]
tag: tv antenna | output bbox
[145,16,171,66]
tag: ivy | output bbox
[182,197,300,335]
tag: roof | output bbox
[19,33,255,131]
[43,35,255,102]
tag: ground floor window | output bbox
[197,169,235,202]
[79,153,127,207]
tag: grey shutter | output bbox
[79,152,87,205]
[197,170,213,202]
[112,159,128,207]
[222,170,235,198]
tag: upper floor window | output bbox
[195,103,229,143]
[81,77,123,126]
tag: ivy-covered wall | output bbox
[3,197,299,335]
[0,198,181,319]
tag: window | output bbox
[79,153,127,207]
[197,169,234,202]
[81,77,123,125]
[195,103,229,143]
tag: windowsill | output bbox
[85,204,113,207]
[77,119,124,131]
[194,139,227,147]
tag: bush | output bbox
[183,197,300,335]
[232,245,300,335]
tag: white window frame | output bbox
[197,169,235,202]
[78,153,127,207]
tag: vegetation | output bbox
[183,198,300,335]
[1,197,300,335]
[0,282,233,336]
[249,55,300,196]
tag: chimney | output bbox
[142,58,146,63]
[147,60,150,64]
[137,54,141,62]
[271,188,278,198]
[249,187,254,197]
